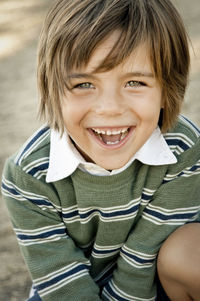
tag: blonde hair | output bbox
[38,0,190,134]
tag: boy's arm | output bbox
[102,158,200,300]
[2,158,101,301]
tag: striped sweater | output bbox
[2,116,200,301]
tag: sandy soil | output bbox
[0,1,199,300]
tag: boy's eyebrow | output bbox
[67,73,96,79]
[124,72,154,78]
[67,71,154,79]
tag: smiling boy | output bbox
[2,0,200,301]
[62,32,163,170]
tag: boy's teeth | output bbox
[92,128,128,135]
[106,140,120,145]
[121,132,127,140]
[92,127,130,145]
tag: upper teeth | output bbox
[92,128,128,135]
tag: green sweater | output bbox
[2,116,200,301]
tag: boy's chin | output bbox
[76,146,131,171]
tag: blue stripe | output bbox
[17,228,66,241]
[28,163,49,176]
[162,164,200,183]
[181,116,200,135]
[141,193,152,201]
[35,264,89,291]
[121,249,154,264]
[80,205,139,220]
[104,283,129,301]
[188,165,200,172]
[2,182,53,207]
[62,210,79,219]
[16,127,49,165]
[62,204,139,220]
[93,247,120,255]
[163,178,173,183]
[165,139,190,151]
[144,208,196,221]
[2,182,19,196]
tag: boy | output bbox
[2,0,200,300]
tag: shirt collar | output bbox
[46,127,177,183]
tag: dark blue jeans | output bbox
[157,278,170,301]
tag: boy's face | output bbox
[62,30,162,170]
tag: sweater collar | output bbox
[46,127,177,183]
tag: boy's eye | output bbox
[125,81,145,88]
[74,82,94,89]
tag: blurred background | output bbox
[0,0,199,300]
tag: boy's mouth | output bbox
[90,127,132,146]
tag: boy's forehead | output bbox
[75,32,153,75]
[85,30,121,70]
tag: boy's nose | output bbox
[94,90,125,116]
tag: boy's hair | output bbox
[38,0,190,134]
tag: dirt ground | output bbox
[0,1,199,300]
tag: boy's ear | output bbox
[158,108,163,128]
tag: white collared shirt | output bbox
[46,127,177,183]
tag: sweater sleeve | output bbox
[102,155,200,300]
[2,158,101,301]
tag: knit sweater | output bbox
[2,115,200,301]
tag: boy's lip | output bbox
[88,126,135,149]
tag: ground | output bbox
[0,1,199,300]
